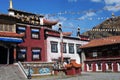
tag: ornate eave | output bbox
[0,32,24,38]
[80,36,120,49]
[43,19,58,26]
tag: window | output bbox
[32,48,41,60]
[17,26,26,37]
[31,28,40,39]
[0,24,14,32]
[0,24,3,31]
[17,48,27,61]
[76,44,81,53]
[68,43,74,54]
[93,52,97,57]
[51,41,58,53]
[63,43,67,53]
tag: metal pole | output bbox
[60,32,63,64]
[7,48,9,65]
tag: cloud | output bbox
[104,0,120,12]
[104,5,120,12]
[78,12,96,20]
[91,0,120,12]
[68,0,77,2]
[91,0,102,3]
[58,16,67,21]
[104,0,120,5]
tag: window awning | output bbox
[18,27,26,31]
[32,49,40,54]
[31,29,39,33]
[20,49,26,54]
[0,37,23,43]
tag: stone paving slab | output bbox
[31,72,120,80]
[0,65,120,80]
[0,65,27,80]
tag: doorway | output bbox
[0,46,14,64]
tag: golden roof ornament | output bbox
[10,0,13,9]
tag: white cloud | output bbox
[104,0,120,5]
[91,0,102,3]
[68,0,77,2]
[58,16,67,21]
[68,23,74,27]
[104,5,120,12]
[104,0,120,12]
[91,0,120,12]
[78,12,96,20]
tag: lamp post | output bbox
[58,24,63,66]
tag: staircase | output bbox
[0,64,27,80]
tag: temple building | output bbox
[0,14,24,64]
[45,27,89,64]
[0,0,89,64]
[80,36,120,72]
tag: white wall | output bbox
[47,36,88,64]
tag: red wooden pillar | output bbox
[84,63,87,72]
[102,62,106,72]
[92,62,96,72]
[113,62,118,72]
[13,47,16,62]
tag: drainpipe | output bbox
[7,48,10,65]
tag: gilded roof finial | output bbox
[10,0,13,9]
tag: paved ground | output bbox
[0,65,27,80]
[0,65,120,80]
[31,72,120,80]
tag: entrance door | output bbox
[0,46,14,64]
[0,46,7,64]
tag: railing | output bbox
[18,61,28,78]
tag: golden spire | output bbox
[10,0,13,9]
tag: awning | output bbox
[31,29,39,33]
[17,27,26,31]
[0,37,23,43]
[20,49,26,54]
[32,49,40,54]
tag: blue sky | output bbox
[0,0,120,35]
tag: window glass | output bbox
[17,48,26,61]
[0,24,14,32]
[76,44,81,53]
[63,43,67,53]
[31,28,40,39]
[68,43,74,54]
[32,48,41,60]
[51,42,58,53]
[17,26,26,37]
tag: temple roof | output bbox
[80,36,120,49]
[8,9,44,17]
[43,19,58,26]
[0,32,24,38]
[62,32,72,36]
[0,14,17,22]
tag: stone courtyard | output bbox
[0,65,120,80]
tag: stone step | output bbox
[0,64,27,80]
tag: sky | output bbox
[0,0,120,36]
